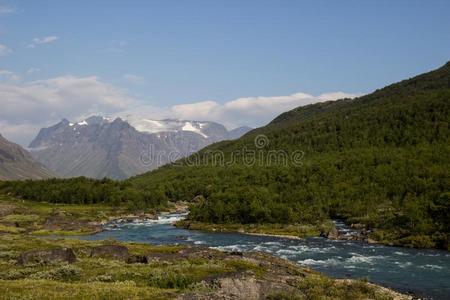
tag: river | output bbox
[76,213,450,299]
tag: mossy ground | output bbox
[0,234,405,300]
[0,194,135,235]
[0,235,252,299]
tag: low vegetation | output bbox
[0,234,408,300]
[0,194,133,236]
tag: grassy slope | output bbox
[129,62,450,249]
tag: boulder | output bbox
[127,254,148,264]
[17,248,76,265]
[351,223,366,230]
[90,245,129,261]
[320,227,339,240]
[178,273,301,300]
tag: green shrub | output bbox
[148,270,194,289]
[398,235,436,248]
[0,268,36,280]
[29,264,82,281]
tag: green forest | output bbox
[0,177,167,211]
[1,62,449,249]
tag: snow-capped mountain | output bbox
[28,116,251,179]
[128,118,229,140]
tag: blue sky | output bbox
[0,0,449,145]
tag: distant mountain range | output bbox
[0,134,55,180]
[29,116,252,179]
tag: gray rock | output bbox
[320,227,339,240]
[127,254,148,264]
[17,248,76,265]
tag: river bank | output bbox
[82,216,450,299]
[0,194,189,237]
[0,233,413,300]
[174,220,332,240]
[2,196,447,298]
[0,197,414,299]
[175,219,376,246]
[176,218,450,252]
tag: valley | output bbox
[1,2,448,299]
[1,52,449,300]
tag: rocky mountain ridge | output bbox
[0,134,55,180]
[29,116,251,179]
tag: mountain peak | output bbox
[111,117,124,123]
[28,116,251,179]
[85,115,110,124]
[59,118,70,125]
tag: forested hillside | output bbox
[129,62,450,249]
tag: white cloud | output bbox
[117,91,359,131]
[0,70,20,82]
[0,44,12,56]
[0,71,360,146]
[27,36,59,48]
[123,74,145,85]
[0,75,135,145]
[26,67,41,75]
[35,36,59,44]
[106,40,127,53]
[0,5,14,14]
[170,91,360,128]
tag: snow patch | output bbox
[128,118,210,138]
[182,122,208,138]
[133,119,173,133]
